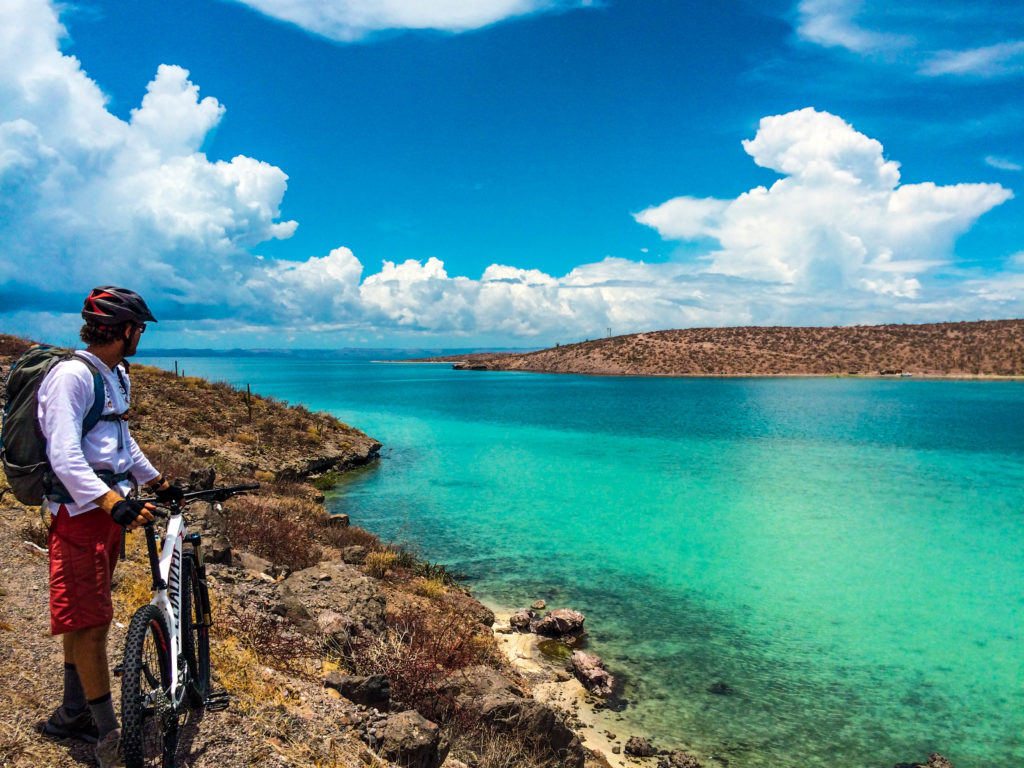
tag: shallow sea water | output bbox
[143,357,1024,767]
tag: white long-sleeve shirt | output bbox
[37,350,159,516]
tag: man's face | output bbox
[125,323,144,357]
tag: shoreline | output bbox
[487,607,635,768]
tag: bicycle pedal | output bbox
[204,692,231,712]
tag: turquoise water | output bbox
[143,358,1024,767]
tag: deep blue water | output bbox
[142,357,1024,767]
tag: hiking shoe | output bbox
[94,727,123,768]
[40,705,99,743]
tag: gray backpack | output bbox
[1,345,121,505]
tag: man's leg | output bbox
[68,623,119,740]
[61,633,89,712]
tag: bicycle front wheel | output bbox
[121,604,179,768]
[181,552,211,707]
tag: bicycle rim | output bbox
[121,604,179,768]
[181,553,211,707]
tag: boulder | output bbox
[571,651,615,697]
[435,665,584,768]
[233,550,274,577]
[324,672,391,711]
[204,533,233,565]
[509,609,533,631]
[275,560,386,647]
[341,545,369,564]
[328,513,350,528]
[532,608,586,642]
[379,710,450,768]
[531,600,547,610]
[658,749,702,768]
[624,736,656,757]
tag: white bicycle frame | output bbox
[144,511,188,708]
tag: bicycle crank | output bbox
[204,691,232,712]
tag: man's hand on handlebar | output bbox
[111,498,157,531]
[154,483,185,505]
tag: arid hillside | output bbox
[432,320,1024,377]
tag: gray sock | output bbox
[62,663,87,714]
[87,693,119,738]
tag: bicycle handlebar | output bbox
[138,482,260,513]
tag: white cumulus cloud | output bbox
[1,1,1022,348]
[635,108,1013,300]
[227,0,588,41]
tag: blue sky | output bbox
[1,0,1022,348]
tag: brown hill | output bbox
[434,320,1024,377]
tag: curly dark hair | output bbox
[80,322,132,345]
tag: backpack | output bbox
[1,345,114,505]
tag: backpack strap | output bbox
[42,356,130,503]
[82,362,106,435]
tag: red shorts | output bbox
[48,505,122,635]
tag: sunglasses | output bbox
[135,323,147,334]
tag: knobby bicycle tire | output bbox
[121,604,179,768]
[181,552,211,707]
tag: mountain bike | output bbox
[119,482,259,768]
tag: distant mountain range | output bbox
[136,347,533,361]
[414,320,1024,377]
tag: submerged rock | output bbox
[894,755,955,768]
[624,736,656,757]
[659,749,703,768]
[537,639,573,660]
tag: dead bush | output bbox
[318,523,382,552]
[218,603,321,681]
[350,604,501,718]
[222,496,323,571]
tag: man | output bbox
[39,286,182,767]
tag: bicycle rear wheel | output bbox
[121,604,179,768]
[181,552,211,707]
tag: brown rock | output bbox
[571,651,615,697]
[533,608,586,641]
[325,672,391,711]
[658,749,702,768]
[435,665,584,768]
[276,560,385,647]
[894,755,955,768]
[624,736,655,757]
[379,710,449,768]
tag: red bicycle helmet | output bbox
[82,286,158,326]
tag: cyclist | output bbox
[39,286,183,767]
